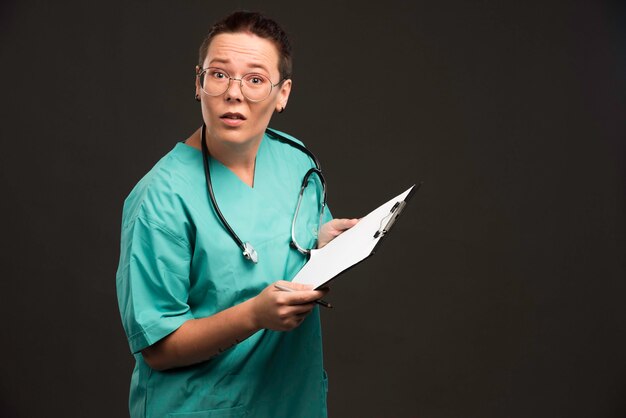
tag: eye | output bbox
[244,73,267,85]
[209,69,228,80]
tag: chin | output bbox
[213,127,259,146]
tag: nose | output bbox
[224,77,244,101]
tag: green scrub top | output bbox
[116,129,332,418]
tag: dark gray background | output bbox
[1,0,625,417]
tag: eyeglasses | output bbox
[197,67,283,102]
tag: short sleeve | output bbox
[116,216,194,354]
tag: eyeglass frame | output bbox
[196,66,285,103]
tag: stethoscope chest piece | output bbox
[243,242,258,264]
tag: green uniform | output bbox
[116,130,330,417]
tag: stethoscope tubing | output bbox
[200,123,325,263]
[200,125,242,248]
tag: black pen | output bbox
[274,284,333,309]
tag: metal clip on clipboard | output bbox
[374,200,407,238]
[373,181,421,239]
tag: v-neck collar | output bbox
[209,134,266,192]
[183,130,268,191]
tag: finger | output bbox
[294,312,311,322]
[274,280,313,291]
[272,281,327,304]
[312,287,329,298]
[281,290,326,305]
[288,315,307,329]
[290,303,316,316]
[332,218,359,232]
[277,305,314,330]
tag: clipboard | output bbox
[292,182,421,289]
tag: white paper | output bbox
[292,185,415,288]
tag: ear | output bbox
[275,79,292,112]
[195,65,202,97]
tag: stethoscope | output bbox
[200,123,327,263]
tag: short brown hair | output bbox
[198,11,292,81]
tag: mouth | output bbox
[220,112,246,121]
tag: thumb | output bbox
[333,218,359,231]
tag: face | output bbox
[196,32,291,148]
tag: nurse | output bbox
[116,10,357,418]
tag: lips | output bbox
[220,112,246,120]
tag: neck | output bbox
[188,126,262,187]
[209,138,259,172]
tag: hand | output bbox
[250,281,329,331]
[317,218,359,249]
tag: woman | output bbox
[116,10,357,418]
